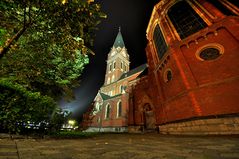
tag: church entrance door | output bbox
[143,104,155,130]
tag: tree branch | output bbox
[0,23,30,59]
[23,0,27,28]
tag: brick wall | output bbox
[159,116,239,135]
[143,3,239,126]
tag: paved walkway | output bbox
[0,134,239,159]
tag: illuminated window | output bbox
[105,104,111,119]
[119,85,122,93]
[124,64,127,71]
[117,101,122,117]
[153,25,167,59]
[107,77,110,84]
[120,85,124,93]
[168,1,207,39]
[109,64,112,72]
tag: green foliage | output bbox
[0,1,105,134]
[0,79,56,133]
[0,28,7,46]
[49,108,71,132]
[0,0,105,99]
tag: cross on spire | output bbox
[113,27,125,48]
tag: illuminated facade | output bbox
[128,0,239,134]
[84,29,147,132]
[83,0,239,134]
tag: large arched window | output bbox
[153,25,168,59]
[117,101,122,117]
[168,1,207,39]
[105,104,111,119]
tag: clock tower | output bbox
[104,28,130,85]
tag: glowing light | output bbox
[68,120,76,126]
[62,0,67,4]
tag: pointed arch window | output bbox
[153,25,168,60]
[105,104,111,119]
[119,85,122,93]
[168,1,207,39]
[117,101,122,117]
[109,64,112,72]
[120,85,124,93]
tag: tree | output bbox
[0,1,105,134]
[0,0,105,57]
[48,108,70,132]
[0,0,106,99]
[0,78,56,133]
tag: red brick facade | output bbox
[83,0,239,134]
[128,0,239,134]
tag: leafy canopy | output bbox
[0,0,105,133]
[0,79,56,133]
[0,0,106,99]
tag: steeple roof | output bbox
[113,27,125,48]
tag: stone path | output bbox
[0,134,239,159]
[0,140,19,159]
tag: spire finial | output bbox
[119,26,121,32]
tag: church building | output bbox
[83,0,239,135]
[84,28,147,132]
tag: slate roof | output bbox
[113,28,125,48]
[118,64,148,81]
[99,92,111,100]
[99,92,121,100]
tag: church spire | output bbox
[113,27,125,48]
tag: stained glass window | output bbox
[117,101,122,117]
[105,105,111,119]
[199,48,221,60]
[153,25,168,59]
[168,1,207,39]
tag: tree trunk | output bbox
[0,25,29,59]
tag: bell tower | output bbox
[104,28,130,85]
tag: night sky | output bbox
[60,0,159,119]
